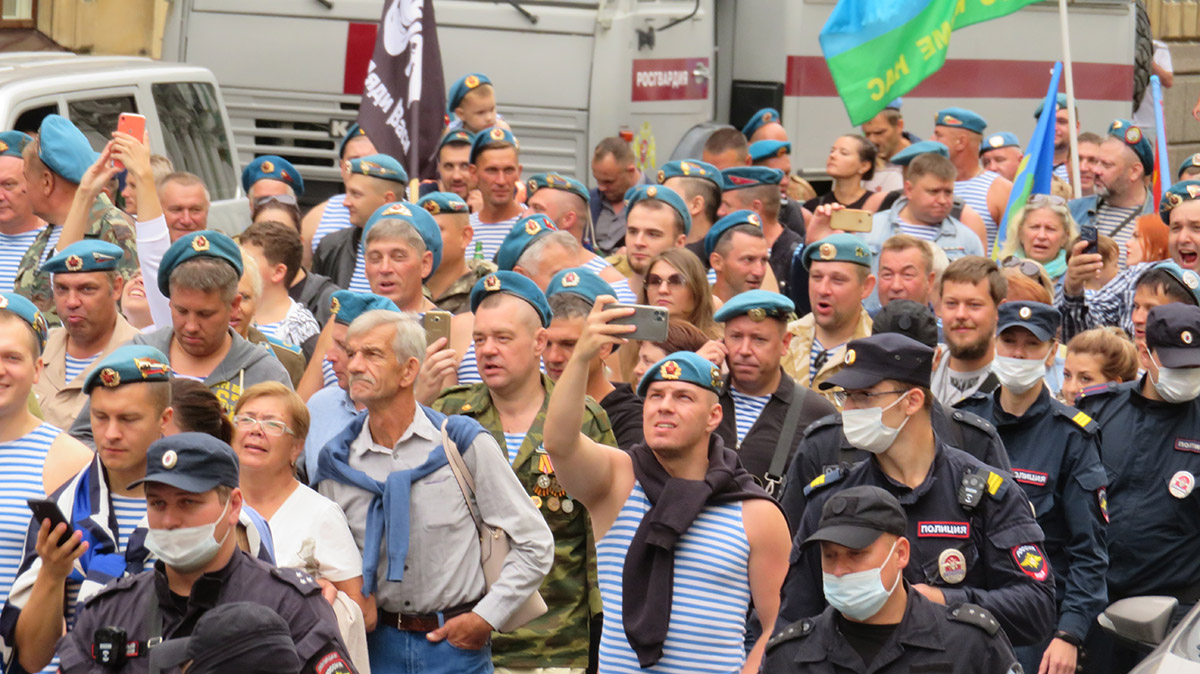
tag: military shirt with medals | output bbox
[433,376,616,669]
[14,194,139,323]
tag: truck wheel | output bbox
[1132,0,1153,113]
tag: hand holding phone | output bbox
[113,113,146,170]
[1079,224,1098,256]
[423,310,453,347]
[608,303,669,342]
[27,498,73,543]
[831,208,873,233]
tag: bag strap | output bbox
[764,381,808,496]
[440,419,487,531]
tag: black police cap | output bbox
[996,301,1060,342]
[1147,302,1200,368]
[802,486,908,550]
[820,332,934,391]
[148,602,301,674]
[127,433,239,493]
[872,300,939,348]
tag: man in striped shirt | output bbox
[525,172,631,292]
[301,123,377,265]
[467,127,524,264]
[313,154,408,293]
[931,108,1012,252]
[0,130,45,292]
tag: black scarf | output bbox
[622,434,778,667]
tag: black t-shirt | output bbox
[835,612,900,668]
[803,190,872,213]
[600,383,644,450]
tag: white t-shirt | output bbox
[269,483,364,583]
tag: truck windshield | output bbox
[152,82,237,201]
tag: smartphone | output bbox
[831,208,873,233]
[609,303,669,342]
[1080,224,1098,255]
[114,113,146,170]
[423,310,452,347]
[27,498,73,541]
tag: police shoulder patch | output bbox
[804,466,845,497]
[951,409,995,434]
[269,565,321,595]
[764,618,814,652]
[1056,406,1098,433]
[315,651,354,674]
[948,603,1001,635]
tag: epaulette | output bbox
[264,334,302,355]
[948,603,1001,635]
[85,573,141,605]
[804,465,846,497]
[764,618,814,653]
[1055,404,1099,434]
[801,412,843,436]
[950,409,995,435]
[434,383,488,414]
[269,566,321,596]
[958,466,1008,509]
[1076,381,1120,401]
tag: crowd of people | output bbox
[0,68,1195,674]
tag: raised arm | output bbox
[56,143,119,250]
[111,130,171,326]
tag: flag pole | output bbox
[1059,0,1081,197]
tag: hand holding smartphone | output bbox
[608,303,669,342]
[27,498,74,545]
[113,113,146,170]
[423,310,452,347]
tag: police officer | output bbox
[763,486,1021,673]
[779,332,1056,648]
[57,433,355,673]
[958,302,1108,674]
[1076,302,1200,673]
[710,290,834,494]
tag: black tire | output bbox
[1133,0,1153,113]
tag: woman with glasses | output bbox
[999,194,1080,284]
[638,248,719,337]
[230,382,374,670]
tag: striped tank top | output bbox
[0,424,58,605]
[0,228,43,290]
[347,247,371,293]
[311,194,352,252]
[729,389,770,448]
[64,352,100,383]
[955,170,1000,251]
[468,214,519,263]
[583,255,612,275]
[457,341,483,385]
[611,278,637,304]
[597,482,752,673]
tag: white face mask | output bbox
[822,539,902,621]
[1152,354,1200,403]
[842,393,911,454]
[145,497,232,573]
[992,355,1047,395]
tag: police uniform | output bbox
[720,167,803,297]
[419,192,496,314]
[433,271,610,669]
[779,334,1057,647]
[57,434,353,674]
[765,486,1020,674]
[956,303,1108,663]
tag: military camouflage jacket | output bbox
[433,259,497,315]
[433,376,615,668]
[14,194,139,324]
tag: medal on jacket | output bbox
[534,454,569,504]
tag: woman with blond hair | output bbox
[1000,194,1080,284]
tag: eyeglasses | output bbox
[1027,194,1067,208]
[833,389,910,407]
[232,415,294,437]
[254,194,298,208]
[1001,255,1043,279]
[647,273,686,289]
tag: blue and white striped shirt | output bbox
[311,194,352,252]
[1054,163,1070,184]
[611,278,637,304]
[457,341,483,385]
[0,229,43,290]
[729,389,770,448]
[597,482,751,673]
[63,353,100,383]
[894,221,941,243]
[503,432,525,465]
[347,248,371,293]
[583,255,612,275]
[955,171,1000,251]
[0,424,57,607]
[468,214,520,263]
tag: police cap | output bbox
[148,602,301,674]
[820,332,934,391]
[871,300,939,348]
[1147,303,1200,368]
[801,486,907,550]
[129,432,239,492]
[997,301,1060,342]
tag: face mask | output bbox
[823,539,902,621]
[992,355,1047,394]
[145,497,232,573]
[1152,354,1200,403]
[842,392,910,454]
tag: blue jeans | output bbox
[367,626,493,674]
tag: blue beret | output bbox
[1160,181,1200,223]
[982,132,1021,152]
[1033,93,1069,119]
[1108,119,1153,174]
[418,191,469,215]
[722,166,785,191]
[37,115,98,184]
[656,160,721,190]
[447,73,492,114]
[40,240,124,274]
[546,267,615,306]
[0,292,47,351]
[83,344,171,394]
[527,172,589,204]
[0,130,32,159]
[159,231,243,297]
[129,433,239,493]
[712,289,795,323]
[748,140,791,163]
[624,184,692,236]
[884,98,903,110]
[636,351,723,398]
[241,155,304,197]
[346,153,409,185]
[741,108,781,139]
[801,233,873,270]
[934,107,987,135]
[438,129,475,152]
[1178,153,1200,179]
[496,214,558,271]
[470,271,552,328]
[890,141,949,166]
[996,301,1061,341]
[363,202,443,278]
[330,290,399,326]
[470,126,518,164]
[337,123,369,159]
[704,209,762,259]
[1152,260,1200,306]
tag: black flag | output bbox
[357,0,446,180]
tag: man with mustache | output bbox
[932,256,1005,407]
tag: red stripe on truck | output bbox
[344,22,378,96]
[785,55,1133,101]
